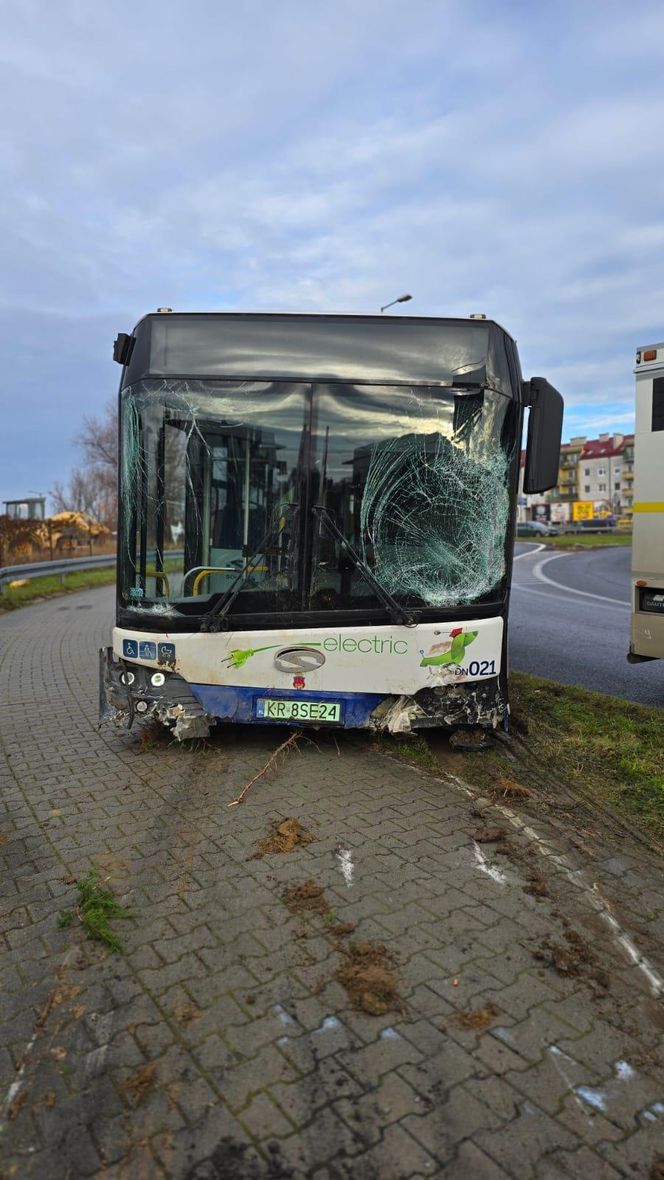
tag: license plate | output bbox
[255,697,342,723]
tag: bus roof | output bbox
[119,311,520,397]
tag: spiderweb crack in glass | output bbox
[360,432,508,605]
[120,378,511,614]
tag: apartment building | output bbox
[518,433,635,520]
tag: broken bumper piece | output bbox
[99,649,506,737]
[99,647,214,740]
[370,678,507,734]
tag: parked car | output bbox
[564,517,617,534]
[516,520,560,537]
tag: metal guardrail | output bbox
[0,554,117,592]
[0,550,185,593]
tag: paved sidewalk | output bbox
[1,588,663,1178]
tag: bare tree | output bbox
[77,401,118,473]
[50,400,118,526]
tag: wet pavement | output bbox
[1,586,663,1178]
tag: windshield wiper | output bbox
[200,506,297,633]
[312,505,417,628]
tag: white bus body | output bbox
[630,342,664,660]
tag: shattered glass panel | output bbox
[119,378,515,623]
[120,380,308,615]
[361,430,508,605]
[311,385,513,608]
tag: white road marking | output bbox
[472,841,507,885]
[1,1032,37,1127]
[336,847,354,886]
[313,1016,341,1034]
[435,772,664,999]
[513,543,546,560]
[511,582,629,612]
[575,1085,608,1112]
[548,1045,596,1122]
[274,1004,295,1025]
[0,949,81,1134]
[589,884,663,997]
[532,552,630,607]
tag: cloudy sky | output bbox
[2,0,663,506]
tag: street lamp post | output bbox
[380,294,413,313]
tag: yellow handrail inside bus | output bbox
[192,567,234,595]
[144,567,170,595]
[191,565,269,594]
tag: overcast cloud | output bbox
[2,0,663,504]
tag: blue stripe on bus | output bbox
[189,684,385,728]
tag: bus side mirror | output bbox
[522,377,564,494]
[113,332,135,366]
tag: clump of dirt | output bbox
[452,1001,500,1031]
[252,817,315,858]
[336,941,404,1016]
[281,882,401,1015]
[524,871,549,898]
[8,1088,27,1120]
[534,928,609,989]
[490,777,532,801]
[120,1062,157,1106]
[329,921,356,939]
[650,1162,664,1180]
[173,1002,200,1024]
[474,826,508,844]
[450,728,490,751]
[549,943,582,976]
[283,880,329,916]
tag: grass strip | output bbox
[507,672,664,841]
[386,671,663,845]
[541,533,631,548]
[0,567,116,609]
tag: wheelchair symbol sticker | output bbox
[122,640,138,658]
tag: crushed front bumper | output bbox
[99,648,215,740]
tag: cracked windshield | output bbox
[120,378,513,618]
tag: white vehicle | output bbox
[100,310,562,738]
[630,341,664,661]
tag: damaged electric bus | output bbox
[100,311,563,738]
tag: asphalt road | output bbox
[510,543,664,706]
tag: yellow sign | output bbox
[572,501,593,521]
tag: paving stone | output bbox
[474,1104,579,1178]
[3,586,664,1178]
[442,1139,513,1179]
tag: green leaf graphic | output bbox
[419,630,479,667]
